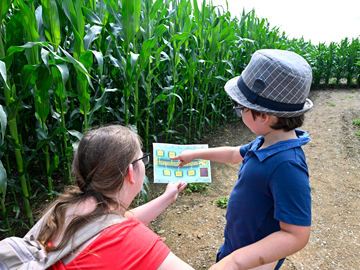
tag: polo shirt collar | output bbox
[248,129,310,162]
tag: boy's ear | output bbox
[261,113,270,123]
[127,164,136,185]
[261,113,277,125]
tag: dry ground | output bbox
[147,89,360,270]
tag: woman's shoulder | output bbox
[100,217,156,239]
[103,217,141,231]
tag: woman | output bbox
[37,125,194,270]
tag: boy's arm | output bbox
[209,222,311,270]
[126,180,187,225]
[170,147,243,167]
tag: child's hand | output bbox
[164,180,187,203]
[169,150,194,168]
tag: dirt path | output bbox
[147,89,360,269]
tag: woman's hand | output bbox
[164,180,188,203]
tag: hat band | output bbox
[237,76,305,112]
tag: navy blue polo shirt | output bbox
[218,129,312,262]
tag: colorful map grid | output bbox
[153,143,211,183]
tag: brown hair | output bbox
[249,109,305,132]
[37,125,141,252]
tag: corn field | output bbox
[0,0,359,236]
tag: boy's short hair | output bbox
[250,109,305,132]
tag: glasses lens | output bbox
[237,108,243,117]
[142,153,150,165]
[233,106,244,118]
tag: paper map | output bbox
[153,143,211,183]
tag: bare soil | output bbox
[147,89,360,270]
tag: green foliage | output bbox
[355,130,360,138]
[353,118,360,126]
[185,183,208,195]
[0,0,359,235]
[326,102,336,106]
[216,197,228,208]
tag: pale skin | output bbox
[54,149,194,270]
[170,108,311,270]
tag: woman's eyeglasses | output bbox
[233,105,247,118]
[132,153,151,165]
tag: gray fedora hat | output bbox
[224,49,313,117]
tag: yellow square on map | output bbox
[187,170,195,176]
[169,151,176,158]
[157,150,164,157]
[164,169,171,176]
[175,171,182,177]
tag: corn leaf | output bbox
[58,47,91,77]
[16,0,39,64]
[1,0,12,18]
[41,48,50,71]
[150,0,163,19]
[21,65,38,91]
[82,6,103,25]
[62,0,84,37]
[35,67,52,126]
[0,161,7,198]
[91,50,104,77]
[0,105,7,142]
[42,0,61,50]
[5,11,23,48]
[133,0,141,35]
[87,88,118,123]
[77,74,90,115]
[49,154,60,175]
[83,25,103,51]
[77,51,93,118]
[62,0,85,59]
[51,64,69,114]
[0,61,9,89]
[36,127,67,151]
[74,0,85,36]
[103,0,121,27]
[97,0,108,23]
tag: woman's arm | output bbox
[126,180,187,225]
[157,252,194,270]
[209,222,311,270]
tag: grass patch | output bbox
[326,102,335,106]
[185,183,208,195]
[216,197,229,208]
[353,118,360,126]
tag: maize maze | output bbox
[0,0,359,235]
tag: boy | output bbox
[171,49,313,270]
